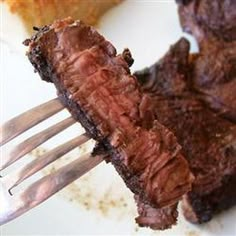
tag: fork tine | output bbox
[3,133,90,190]
[1,117,76,171]
[0,98,64,146]
[0,153,104,225]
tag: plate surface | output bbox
[1,1,236,235]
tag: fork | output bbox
[0,98,104,225]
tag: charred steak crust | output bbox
[183,174,236,223]
[135,38,236,224]
[25,18,193,230]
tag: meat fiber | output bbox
[24,18,193,230]
[135,38,236,224]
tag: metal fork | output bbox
[0,98,104,225]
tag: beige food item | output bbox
[4,0,122,33]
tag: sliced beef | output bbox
[176,0,236,44]
[134,38,236,223]
[24,18,193,230]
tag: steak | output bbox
[24,18,193,230]
[176,0,236,123]
[134,38,236,224]
[176,0,236,44]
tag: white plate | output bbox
[1,1,236,235]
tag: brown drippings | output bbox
[185,230,199,236]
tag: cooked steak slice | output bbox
[135,38,236,223]
[24,18,193,229]
[176,0,236,44]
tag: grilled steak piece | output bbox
[176,0,236,44]
[24,18,193,230]
[135,38,236,224]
